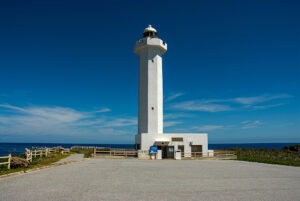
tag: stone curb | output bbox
[0,158,89,180]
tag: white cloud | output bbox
[98,118,137,128]
[232,94,291,105]
[250,103,285,110]
[164,113,192,120]
[169,94,291,112]
[192,125,224,131]
[0,104,135,138]
[0,104,86,122]
[164,121,182,128]
[170,101,232,112]
[165,92,184,102]
[90,108,111,113]
[241,120,262,129]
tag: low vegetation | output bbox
[72,148,94,158]
[72,147,111,158]
[0,153,70,176]
[228,144,300,167]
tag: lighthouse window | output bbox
[152,59,154,63]
[152,107,154,110]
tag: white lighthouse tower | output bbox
[134,25,210,159]
[134,25,166,136]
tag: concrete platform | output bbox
[0,159,299,201]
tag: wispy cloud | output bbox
[170,101,232,112]
[164,113,192,120]
[232,94,291,105]
[89,108,111,113]
[250,103,285,110]
[192,125,224,131]
[241,120,262,129]
[98,118,137,128]
[169,94,291,112]
[0,104,135,138]
[165,92,184,102]
[164,121,182,128]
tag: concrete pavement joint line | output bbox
[0,158,89,181]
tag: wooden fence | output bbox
[0,147,71,170]
[92,149,235,159]
[182,151,236,158]
[25,147,70,162]
[0,154,11,169]
[93,149,137,158]
[71,146,107,151]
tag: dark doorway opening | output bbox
[157,146,174,159]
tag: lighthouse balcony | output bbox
[134,37,167,54]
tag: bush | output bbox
[228,145,300,166]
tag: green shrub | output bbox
[228,144,300,167]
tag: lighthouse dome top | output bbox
[143,25,158,38]
[143,25,157,33]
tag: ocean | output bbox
[0,142,298,157]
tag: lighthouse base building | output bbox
[135,133,211,159]
[134,25,212,159]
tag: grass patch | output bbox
[72,149,93,158]
[228,144,300,167]
[71,148,112,158]
[0,153,70,176]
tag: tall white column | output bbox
[134,27,167,135]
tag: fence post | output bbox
[25,149,29,161]
[94,148,96,158]
[34,150,37,157]
[45,148,48,157]
[40,150,43,157]
[8,154,11,169]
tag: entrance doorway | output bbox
[158,146,174,159]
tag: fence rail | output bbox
[93,149,235,159]
[25,147,70,163]
[182,151,236,158]
[0,154,11,169]
[1,146,71,170]
[94,149,137,158]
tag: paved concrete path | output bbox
[0,159,300,201]
[55,154,84,164]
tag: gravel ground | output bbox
[0,159,300,201]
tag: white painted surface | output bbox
[175,150,181,160]
[134,26,209,157]
[134,34,167,135]
[136,133,208,156]
[157,150,162,160]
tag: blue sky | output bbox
[0,0,299,144]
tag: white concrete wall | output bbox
[136,133,208,157]
[134,37,167,135]
[133,34,209,158]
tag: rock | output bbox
[10,157,30,168]
[283,144,300,153]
